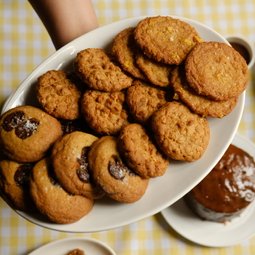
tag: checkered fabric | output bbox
[1,1,255,254]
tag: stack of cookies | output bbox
[0,16,248,224]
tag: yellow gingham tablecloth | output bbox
[1,1,255,254]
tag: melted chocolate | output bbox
[2,111,39,139]
[76,146,90,182]
[14,163,33,186]
[191,144,255,213]
[108,155,135,180]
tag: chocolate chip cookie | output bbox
[30,158,94,224]
[88,136,149,203]
[51,131,104,199]
[0,105,63,162]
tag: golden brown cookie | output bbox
[171,66,238,117]
[118,123,169,178]
[74,48,133,92]
[51,131,104,199]
[134,16,201,64]
[151,101,210,161]
[88,136,149,203]
[126,80,169,123]
[0,105,63,162]
[0,160,34,211]
[111,27,146,80]
[30,158,94,224]
[81,90,128,135]
[37,70,81,120]
[136,53,174,87]
[185,42,249,101]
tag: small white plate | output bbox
[161,133,255,247]
[28,237,116,255]
[1,15,244,232]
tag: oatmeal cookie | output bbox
[51,131,104,199]
[126,80,168,123]
[118,123,169,178]
[134,16,201,64]
[0,160,34,211]
[0,105,63,162]
[111,27,146,80]
[37,70,81,120]
[171,66,238,117]
[185,42,248,101]
[81,90,128,135]
[88,136,149,203]
[74,48,133,92]
[151,101,210,161]
[136,53,174,87]
[30,158,94,224]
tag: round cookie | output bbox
[171,66,238,118]
[74,48,133,92]
[118,123,169,178]
[0,105,63,162]
[151,101,210,161]
[111,27,146,80]
[185,42,248,101]
[0,160,34,211]
[30,158,94,224]
[126,80,168,123]
[88,136,149,203]
[134,16,201,64]
[51,131,103,199]
[81,90,128,135]
[136,53,174,87]
[37,70,81,120]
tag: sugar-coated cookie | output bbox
[0,105,63,162]
[88,136,149,203]
[51,131,104,199]
[0,160,34,211]
[30,158,94,224]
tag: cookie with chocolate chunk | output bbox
[74,48,133,92]
[30,158,94,224]
[51,131,103,199]
[37,70,81,120]
[88,136,149,203]
[118,123,169,178]
[151,101,210,161]
[0,160,34,211]
[134,16,201,64]
[0,105,63,162]
[185,42,248,101]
